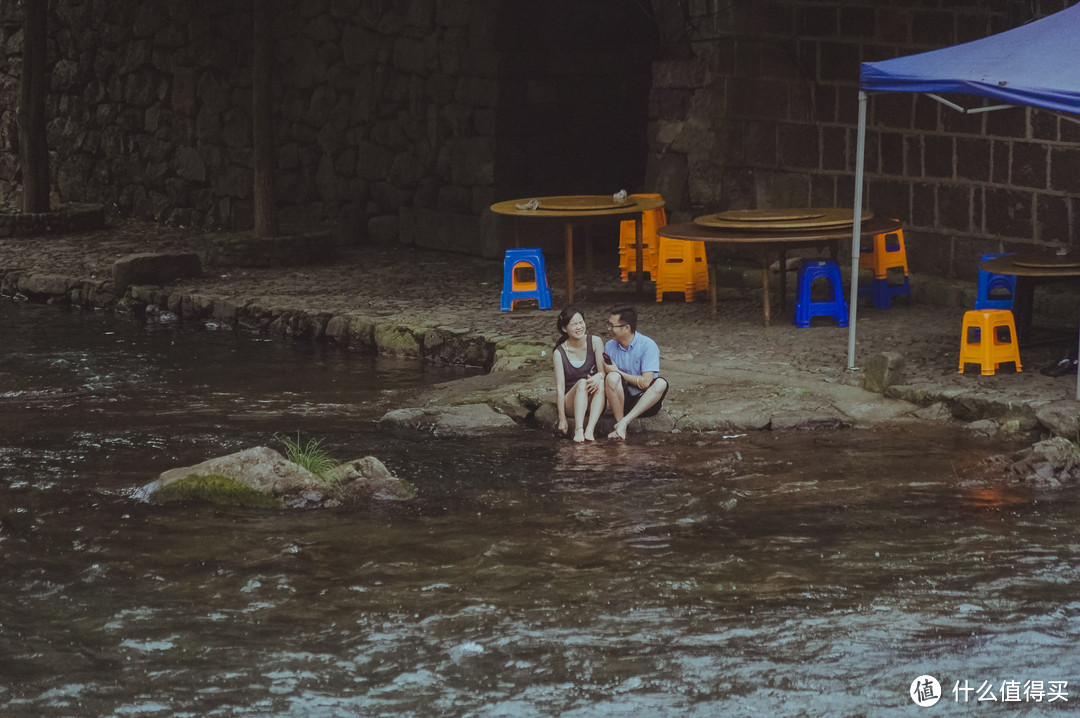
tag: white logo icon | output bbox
[911,675,942,707]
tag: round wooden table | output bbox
[981,253,1080,344]
[490,195,666,304]
[982,252,1080,400]
[657,217,902,325]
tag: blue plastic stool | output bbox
[794,260,848,328]
[975,253,1017,310]
[500,248,552,311]
[859,276,912,309]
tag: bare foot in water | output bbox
[573,428,586,443]
[607,421,628,440]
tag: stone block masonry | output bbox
[646,0,1080,280]
[0,0,504,248]
[0,1,656,263]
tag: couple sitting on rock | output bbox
[552,304,669,442]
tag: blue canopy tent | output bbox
[849,3,1080,397]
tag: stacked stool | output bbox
[958,309,1021,375]
[500,248,552,311]
[975,253,1017,310]
[794,259,848,327]
[618,194,665,282]
[858,226,911,308]
[655,237,709,302]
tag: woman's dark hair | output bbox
[607,305,637,332]
[554,306,583,347]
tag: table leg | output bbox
[635,216,644,295]
[778,249,788,313]
[564,221,574,304]
[761,249,772,327]
[1075,317,1080,401]
[584,224,593,283]
[1013,276,1035,344]
[709,247,718,318]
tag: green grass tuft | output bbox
[276,432,339,480]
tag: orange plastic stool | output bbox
[691,239,709,295]
[619,194,665,281]
[859,226,908,279]
[958,309,1022,376]
[655,236,708,302]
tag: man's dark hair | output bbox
[608,305,637,332]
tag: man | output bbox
[602,305,669,440]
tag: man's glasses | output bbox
[607,322,628,329]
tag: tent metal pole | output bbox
[925,93,1017,114]
[847,91,869,370]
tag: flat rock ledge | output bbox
[134,446,415,509]
[4,258,1079,438]
[378,404,519,438]
[113,252,202,290]
[0,203,105,238]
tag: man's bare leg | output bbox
[604,372,625,431]
[609,378,668,440]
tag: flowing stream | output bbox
[1,301,1078,717]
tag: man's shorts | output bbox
[623,377,669,417]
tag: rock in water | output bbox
[377,404,518,438]
[137,446,323,501]
[1006,437,1080,488]
[150,473,282,508]
[328,456,417,502]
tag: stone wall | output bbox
[0,0,502,253]
[647,0,1080,279]
[0,0,656,259]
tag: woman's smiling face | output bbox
[566,313,586,339]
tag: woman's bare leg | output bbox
[572,381,588,442]
[563,381,587,442]
[583,387,605,441]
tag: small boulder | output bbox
[329,456,417,503]
[137,446,323,501]
[1006,437,1080,488]
[1036,401,1080,439]
[113,252,201,290]
[966,419,999,437]
[862,351,906,394]
[150,473,281,508]
[913,402,953,421]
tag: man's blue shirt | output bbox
[605,331,660,397]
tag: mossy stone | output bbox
[152,473,281,508]
[373,322,422,355]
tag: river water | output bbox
[1,301,1078,717]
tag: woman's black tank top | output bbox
[557,337,598,384]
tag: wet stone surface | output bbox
[2,219,1080,436]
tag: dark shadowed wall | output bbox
[0,0,657,259]
[646,0,1080,279]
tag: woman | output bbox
[553,306,606,442]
